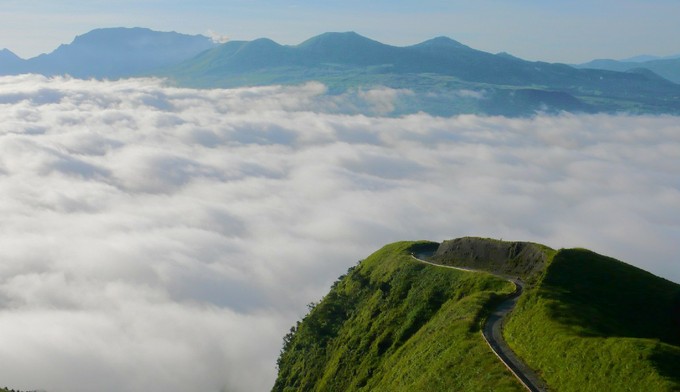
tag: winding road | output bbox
[412,254,548,392]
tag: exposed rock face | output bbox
[431,237,550,281]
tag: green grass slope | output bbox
[272,241,523,392]
[504,248,680,391]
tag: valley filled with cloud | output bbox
[0,75,678,392]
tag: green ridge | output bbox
[274,239,680,392]
[505,248,680,391]
[273,241,524,391]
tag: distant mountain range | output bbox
[576,57,680,84]
[619,53,680,63]
[156,31,680,116]
[1,27,679,116]
[0,27,217,78]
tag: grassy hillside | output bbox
[274,240,680,391]
[504,248,680,391]
[273,241,524,392]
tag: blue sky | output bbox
[1,0,680,62]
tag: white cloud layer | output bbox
[0,75,678,392]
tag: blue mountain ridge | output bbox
[2,28,679,116]
[0,27,217,79]
[162,31,676,90]
[576,57,680,84]
[0,48,25,74]
[157,31,680,116]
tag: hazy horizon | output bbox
[2,1,680,62]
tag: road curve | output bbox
[412,254,548,392]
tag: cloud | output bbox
[207,30,230,44]
[356,87,415,115]
[455,89,486,99]
[0,75,678,392]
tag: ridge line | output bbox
[411,254,548,392]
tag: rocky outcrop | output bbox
[430,237,551,282]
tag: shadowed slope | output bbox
[505,248,680,391]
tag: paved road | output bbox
[412,254,548,392]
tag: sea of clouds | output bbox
[0,75,678,392]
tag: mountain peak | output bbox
[297,31,384,50]
[293,31,396,66]
[0,48,24,72]
[69,27,212,48]
[0,48,21,60]
[72,27,154,44]
[19,27,217,79]
[412,36,470,50]
[235,38,285,55]
[248,37,281,46]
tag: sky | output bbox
[1,0,680,62]
[0,75,679,391]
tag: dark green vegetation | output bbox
[158,32,680,116]
[275,237,680,391]
[505,248,680,391]
[273,241,523,391]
